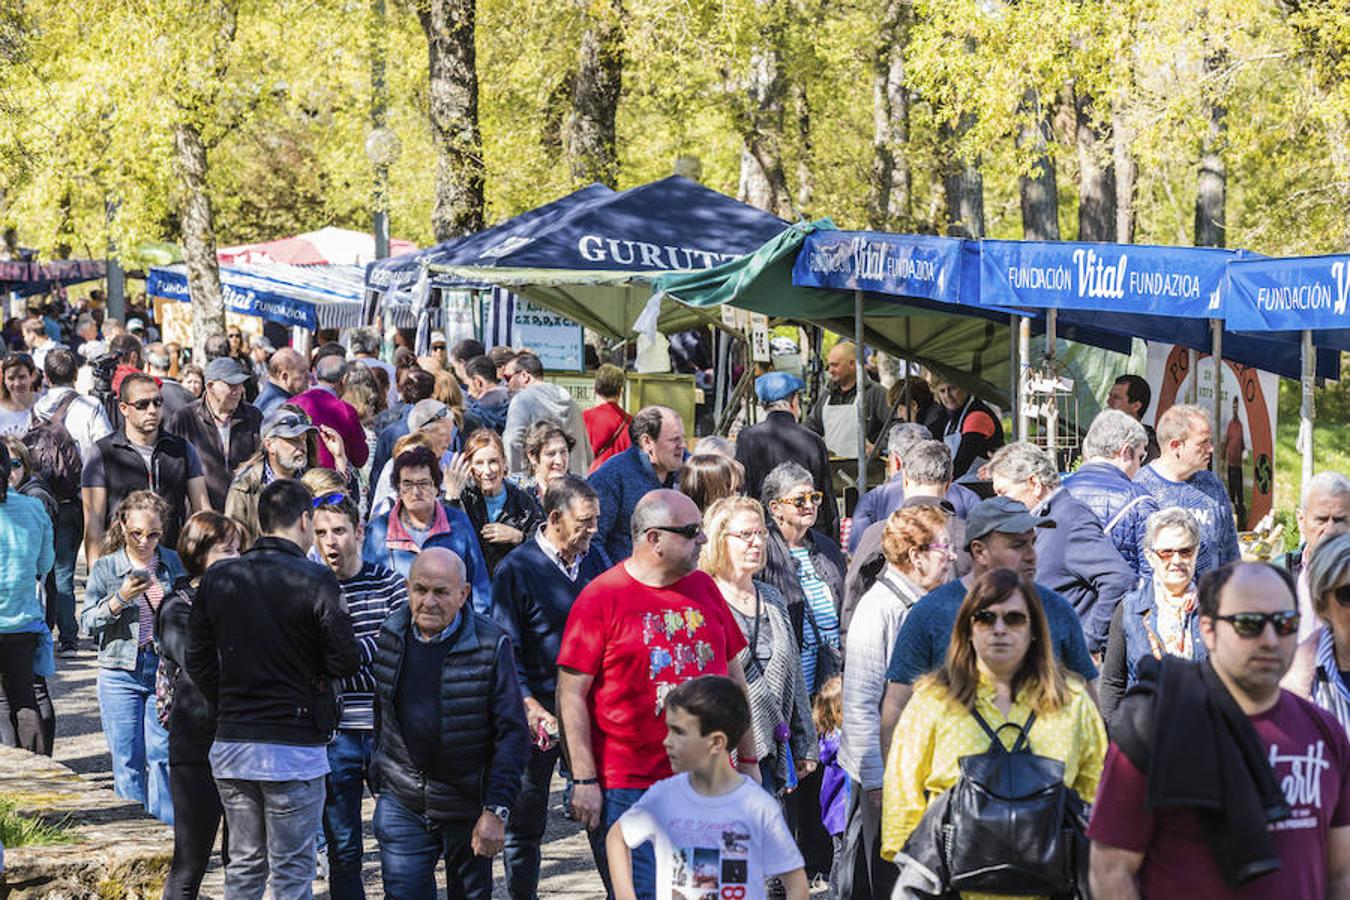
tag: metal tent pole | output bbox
[1044,309,1057,454]
[1010,314,1022,440]
[1301,329,1315,496]
[855,290,868,495]
[1018,316,1032,442]
[1211,319,1224,475]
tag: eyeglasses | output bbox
[1335,585,1350,608]
[925,542,954,555]
[1211,610,1301,638]
[1152,546,1197,561]
[127,530,162,543]
[398,479,437,495]
[268,413,313,434]
[312,492,348,508]
[8,458,22,470]
[727,528,767,544]
[648,523,703,540]
[776,492,823,509]
[125,397,164,411]
[971,609,1030,628]
[418,406,451,428]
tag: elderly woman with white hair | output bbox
[1098,507,1206,724]
[1283,532,1350,733]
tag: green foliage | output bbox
[0,796,76,847]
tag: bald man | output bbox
[255,347,309,419]
[369,546,529,899]
[804,341,891,461]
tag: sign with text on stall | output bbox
[512,296,585,371]
[1145,342,1279,525]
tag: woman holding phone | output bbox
[81,491,185,824]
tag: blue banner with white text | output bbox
[147,268,318,330]
[1223,254,1350,333]
[792,231,963,303]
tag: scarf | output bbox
[384,499,451,554]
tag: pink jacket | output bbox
[290,387,369,470]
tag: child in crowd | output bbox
[607,675,808,900]
[813,675,849,895]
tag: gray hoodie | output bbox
[502,381,593,477]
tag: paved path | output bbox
[48,588,607,898]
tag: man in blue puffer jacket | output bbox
[1063,409,1159,581]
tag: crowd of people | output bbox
[0,302,1348,900]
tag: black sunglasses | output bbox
[1333,585,1350,608]
[312,492,348,509]
[125,397,164,411]
[971,609,1030,628]
[648,523,702,540]
[1211,610,1301,638]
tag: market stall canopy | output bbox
[1223,253,1350,346]
[365,182,615,299]
[147,262,367,330]
[0,257,106,296]
[219,227,417,267]
[426,175,790,339]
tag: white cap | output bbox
[430,331,447,347]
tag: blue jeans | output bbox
[97,646,172,824]
[323,730,373,900]
[373,793,491,900]
[216,776,326,900]
[502,745,560,899]
[586,786,655,900]
[50,500,81,645]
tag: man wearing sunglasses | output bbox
[1090,561,1350,899]
[81,373,209,566]
[166,357,262,513]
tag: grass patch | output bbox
[0,796,76,848]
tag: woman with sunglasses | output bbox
[0,353,38,436]
[881,567,1106,867]
[701,496,817,797]
[1098,507,1205,722]
[443,428,543,575]
[760,461,847,696]
[1283,532,1350,733]
[157,511,246,897]
[81,490,185,824]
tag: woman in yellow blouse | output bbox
[880,567,1107,895]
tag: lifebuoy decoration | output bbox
[1155,346,1274,527]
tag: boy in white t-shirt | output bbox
[607,675,808,900]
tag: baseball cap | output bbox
[964,496,1056,549]
[262,407,316,440]
[203,356,250,385]
[755,371,805,404]
[408,398,452,432]
[430,331,447,348]
[126,318,145,333]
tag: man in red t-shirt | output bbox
[557,489,757,900]
[1089,562,1350,898]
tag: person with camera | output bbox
[881,568,1106,894]
[187,479,360,897]
[81,490,185,824]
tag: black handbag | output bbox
[802,600,843,693]
[901,708,1091,899]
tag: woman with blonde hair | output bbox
[81,490,186,824]
[881,568,1105,888]
[700,496,816,795]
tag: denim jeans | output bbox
[372,792,491,900]
[49,500,81,645]
[323,729,374,900]
[216,776,326,900]
[96,646,172,824]
[502,744,560,900]
[585,786,655,900]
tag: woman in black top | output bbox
[157,511,247,898]
[445,428,544,574]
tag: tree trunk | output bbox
[868,0,912,230]
[1017,90,1060,241]
[736,17,794,218]
[793,81,814,213]
[173,121,224,363]
[940,114,985,238]
[1075,90,1116,241]
[420,0,484,240]
[1113,105,1137,242]
[1194,25,1226,249]
[564,0,624,187]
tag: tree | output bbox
[564,0,625,187]
[418,0,485,238]
[868,0,913,230]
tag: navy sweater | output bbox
[397,628,456,771]
[490,536,611,711]
[588,446,676,562]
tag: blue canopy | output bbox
[1223,254,1350,345]
[148,263,367,330]
[364,182,615,296]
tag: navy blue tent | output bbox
[1,257,106,297]
[425,175,791,339]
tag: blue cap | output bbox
[755,372,805,404]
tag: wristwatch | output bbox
[484,804,511,825]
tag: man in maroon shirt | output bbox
[1089,561,1350,898]
[289,354,369,470]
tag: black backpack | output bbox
[903,709,1090,898]
[23,392,83,504]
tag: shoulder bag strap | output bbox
[596,414,630,456]
[1105,495,1149,535]
[970,707,1037,753]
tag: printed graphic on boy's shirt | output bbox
[668,824,751,900]
[644,607,716,716]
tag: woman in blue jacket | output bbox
[81,490,185,825]
[363,445,491,612]
[0,440,55,755]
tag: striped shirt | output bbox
[337,562,408,730]
[138,578,165,648]
[1312,627,1350,737]
[792,546,839,691]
